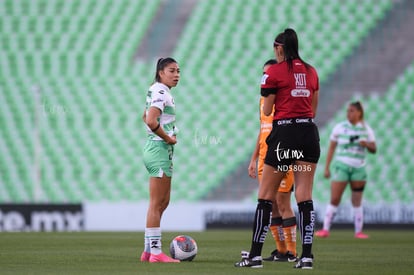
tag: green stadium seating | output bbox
[0,0,400,203]
[0,0,161,202]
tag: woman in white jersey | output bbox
[316,101,376,239]
[140,57,180,263]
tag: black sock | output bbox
[271,216,283,226]
[298,200,315,258]
[249,199,272,258]
[282,216,297,227]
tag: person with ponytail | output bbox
[140,57,180,263]
[246,58,298,263]
[235,28,320,269]
[316,101,376,239]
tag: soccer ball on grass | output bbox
[169,235,198,261]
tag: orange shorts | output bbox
[257,157,294,193]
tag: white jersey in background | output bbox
[145,82,178,141]
[330,121,375,168]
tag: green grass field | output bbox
[1,229,414,274]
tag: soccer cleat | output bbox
[234,256,263,268]
[149,252,180,263]
[315,229,330,238]
[140,251,151,262]
[355,232,369,239]
[263,249,279,261]
[286,252,298,262]
[264,250,298,262]
[294,256,313,269]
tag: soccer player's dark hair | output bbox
[350,101,364,120]
[155,57,177,82]
[279,28,311,72]
[263,59,277,67]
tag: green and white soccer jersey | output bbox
[145,82,178,140]
[330,121,375,168]
[143,82,177,177]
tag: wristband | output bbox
[151,123,160,132]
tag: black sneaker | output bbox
[286,252,298,262]
[294,256,313,269]
[263,249,280,261]
[234,256,263,268]
[263,250,298,262]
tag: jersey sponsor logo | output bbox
[295,118,311,123]
[261,74,269,85]
[152,98,163,104]
[277,119,292,125]
[291,89,310,97]
[158,90,165,94]
[260,122,272,129]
